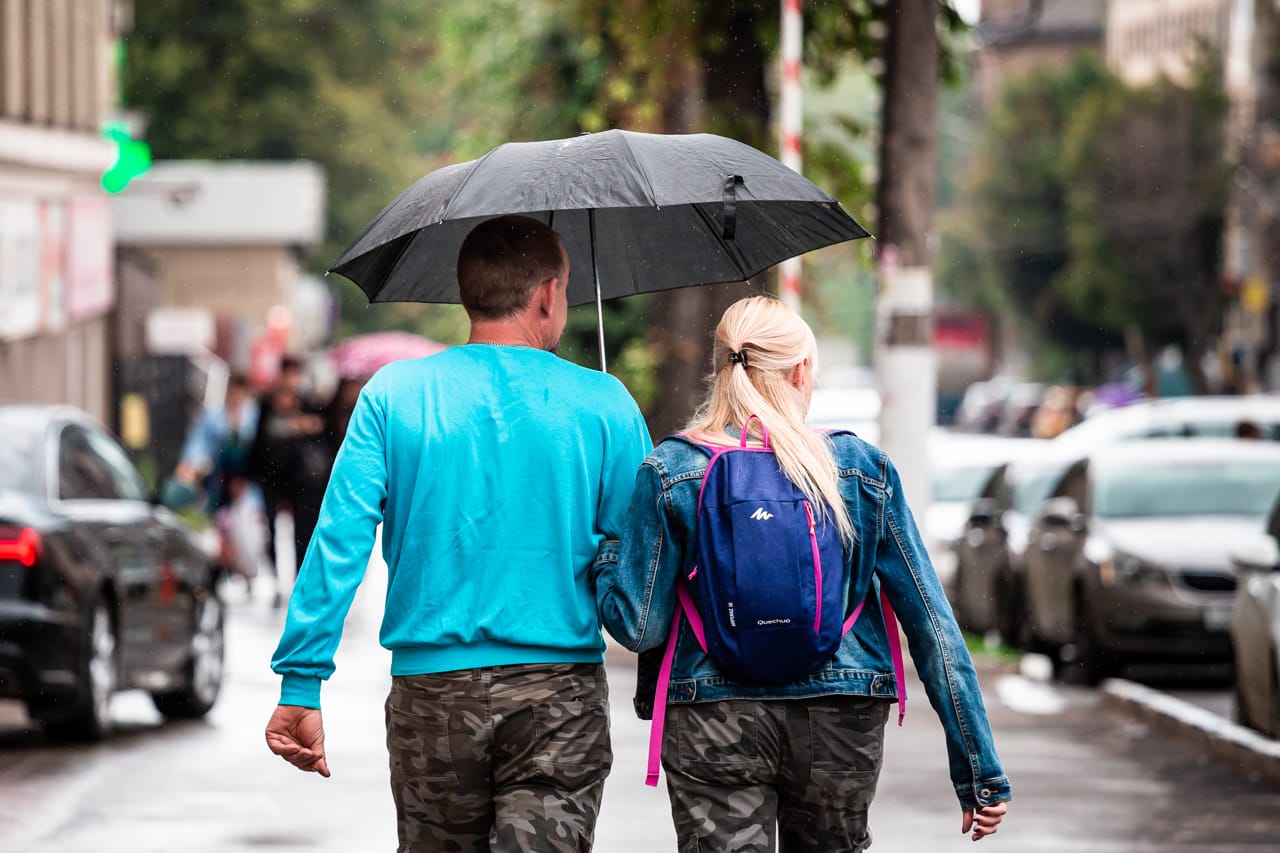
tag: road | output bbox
[2,560,1280,852]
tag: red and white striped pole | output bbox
[779,0,803,311]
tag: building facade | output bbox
[0,0,120,423]
[974,0,1107,108]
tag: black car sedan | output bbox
[0,405,224,741]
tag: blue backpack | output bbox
[644,415,905,787]
[676,418,853,684]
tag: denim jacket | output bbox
[593,431,1012,810]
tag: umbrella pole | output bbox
[590,210,607,373]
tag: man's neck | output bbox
[467,317,547,350]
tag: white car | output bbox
[1052,395,1280,457]
[1229,497,1280,737]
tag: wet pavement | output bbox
[2,559,1279,851]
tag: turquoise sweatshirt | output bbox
[270,345,652,708]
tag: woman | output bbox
[594,296,1010,851]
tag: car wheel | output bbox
[952,559,974,633]
[1059,593,1109,686]
[995,570,1025,648]
[1232,646,1258,731]
[1269,653,1280,739]
[41,600,116,742]
[152,592,224,720]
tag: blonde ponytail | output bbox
[685,295,854,546]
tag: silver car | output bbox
[1229,498,1280,737]
[1021,440,1280,684]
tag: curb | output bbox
[1101,678,1280,787]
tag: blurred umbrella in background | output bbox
[327,331,447,381]
[327,129,869,370]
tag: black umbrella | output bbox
[329,129,870,369]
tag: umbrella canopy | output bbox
[329,129,870,308]
[328,331,446,380]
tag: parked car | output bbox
[0,405,225,741]
[952,450,1077,641]
[1228,497,1280,737]
[927,433,1046,614]
[1051,395,1280,458]
[1020,440,1280,684]
[807,384,881,446]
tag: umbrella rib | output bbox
[691,202,752,279]
[617,133,662,207]
[436,145,506,223]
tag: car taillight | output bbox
[0,527,40,567]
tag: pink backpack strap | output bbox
[646,584,709,787]
[881,586,907,726]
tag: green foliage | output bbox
[964,48,1229,386]
[1059,57,1229,368]
[125,1,439,274]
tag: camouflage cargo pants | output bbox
[386,662,612,853]
[662,695,891,853]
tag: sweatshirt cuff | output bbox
[279,674,322,709]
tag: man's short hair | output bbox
[457,215,565,320]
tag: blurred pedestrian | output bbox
[595,295,1011,850]
[264,215,652,852]
[173,371,259,512]
[248,355,326,606]
[170,372,264,587]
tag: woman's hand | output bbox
[962,802,1008,841]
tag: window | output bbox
[58,424,147,502]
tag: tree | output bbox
[968,54,1126,379]
[1060,62,1229,393]
[125,1,441,271]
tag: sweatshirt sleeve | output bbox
[269,380,389,708]
[596,390,653,542]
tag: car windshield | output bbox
[932,464,997,503]
[1093,460,1280,519]
[0,416,42,496]
[1009,464,1067,515]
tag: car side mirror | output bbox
[1230,534,1280,573]
[967,497,1000,527]
[1042,496,1085,533]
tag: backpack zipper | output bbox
[803,500,821,633]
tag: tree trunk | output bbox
[645,5,771,437]
[876,0,940,266]
[874,0,939,515]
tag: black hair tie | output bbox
[727,349,749,368]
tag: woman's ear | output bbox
[790,360,809,390]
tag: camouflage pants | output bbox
[386,662,612,853]
[662,695,890,853]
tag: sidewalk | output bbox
[1101,677,1280,787]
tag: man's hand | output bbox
[962,802,1008,841]
[265,704,330,778]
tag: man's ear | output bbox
[536,276,558,317]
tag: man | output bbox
[265,215,652,852]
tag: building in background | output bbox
[973,0,1107,108]
[110,160,327,477]
[111,160,327,371]
[1107,0,1274,392]
[0,0,121,424]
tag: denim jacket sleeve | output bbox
[593,459,682,654]
[876,456,1013,810]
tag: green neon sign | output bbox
[100,121,151,193]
